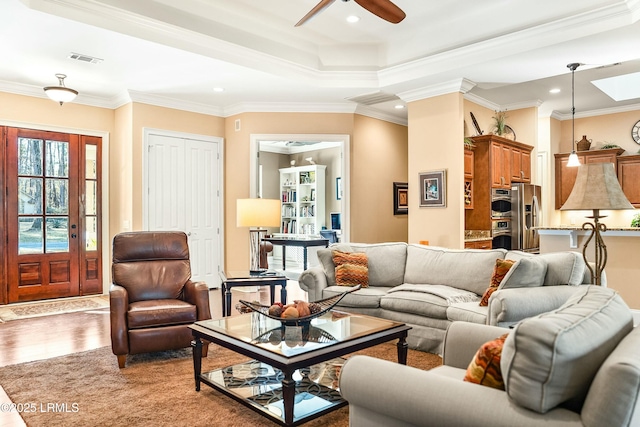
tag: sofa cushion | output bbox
[464,333,509,390]
[506,251,585,286]
[404,245,507,296]
[581,326,640,427]
[323,285,390,309]
[480,259,516,306]
[382,284,479,320]
[500,286,633,414]
[317,248,338,287]
[333,250,369,287]
[447,302,488,324]
[498,257,547,290]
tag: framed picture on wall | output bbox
[419,170,446,207]
[393,182,408,215]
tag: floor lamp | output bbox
[237,198,281,273]
[560,163,634,285]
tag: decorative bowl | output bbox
[239,285,361,326]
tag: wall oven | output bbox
[492,218,511,250]
[491,188,512,218]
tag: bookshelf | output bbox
[279,165,326,236]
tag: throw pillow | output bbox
[464,333,509,390]
[333,250,369,288]
[498,257,547,289]
[479,259,516,306]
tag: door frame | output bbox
[249,133,351,242]
[0,119,110,298]
[142,128,225,282]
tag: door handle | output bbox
[71,234,77,239]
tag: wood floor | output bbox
[0,282,305,427]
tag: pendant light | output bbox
[44,74,78,105]
[566,63,581,167]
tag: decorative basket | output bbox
[253,325,337,345]
[239,285,361,326]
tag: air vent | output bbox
[68,52,103,64]
[346,91,400,106]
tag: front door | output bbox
[5,127,102,302]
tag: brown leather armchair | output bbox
[110,231,211,368]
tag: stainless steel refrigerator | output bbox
[511,183,542,253]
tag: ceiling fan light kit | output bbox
[296,0,405,27]
[44,73,78,105]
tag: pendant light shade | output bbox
[44,74,78,105]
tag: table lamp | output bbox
[237,198,281,273]
[560,163,634,285]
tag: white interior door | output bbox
[145,132,221,288]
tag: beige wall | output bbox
[223,112,408,271]
[541,233,640,309]
[409,93,464,248]
[352,115,408,243]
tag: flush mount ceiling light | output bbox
[43,74,78,105]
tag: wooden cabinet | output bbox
[511,147,531,182]
[554,148,624,209]
[464,149,474,209]
[491,142,512,188]
[464,239,493,250]
[466,135,533,231]
[617,154,640,207]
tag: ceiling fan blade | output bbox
[295,0,337,27]
[353,0,406,24]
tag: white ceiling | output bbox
[1,0,640,125]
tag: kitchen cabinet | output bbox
[466,135,533,231]
[554,148,624,209]
[511,147,531,182]
[464,239,493,249]
[464,149,474,209]
[617,154,640,207]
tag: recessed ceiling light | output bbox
[213,87,224,92]
[346,15,360,23]
[549,88,561,94]
[394,104,405,109]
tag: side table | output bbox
[219,270,287,317]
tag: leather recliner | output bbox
[110,231,211,368]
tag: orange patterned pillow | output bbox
[332,250,369,288]
[479,259,516,306]
[464,333,509,390]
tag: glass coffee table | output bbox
[190,311,411,426]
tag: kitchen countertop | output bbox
[464,230,491,242]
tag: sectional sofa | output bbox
[298,242,600,353]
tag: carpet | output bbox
[0,296,109,322]
[0,342,442,427]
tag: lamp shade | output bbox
[43,74,78,105]
[560,163,634,211]
[236,198,281,228]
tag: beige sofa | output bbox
[299,242,600,353]
[340,286,637,427]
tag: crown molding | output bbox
[398,79,476,103]
[354,105,408,126]
[126,90,224,116]
[222,101,357,117]
[551,102,640,120]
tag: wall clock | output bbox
[633,120,640,144]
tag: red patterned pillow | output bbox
[463,333,509,390]
[479,259,516,306]
[332,250,369,288]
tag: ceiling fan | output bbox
[295,0,406,27]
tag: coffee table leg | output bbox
[280,280,287,305]
[269,284,276,306]
[282,370,296,425]
[225,284,232,317]
[397,334,408,365]
[192,337,203,391]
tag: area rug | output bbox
[0,296,109,322]
[0,342,442,427]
